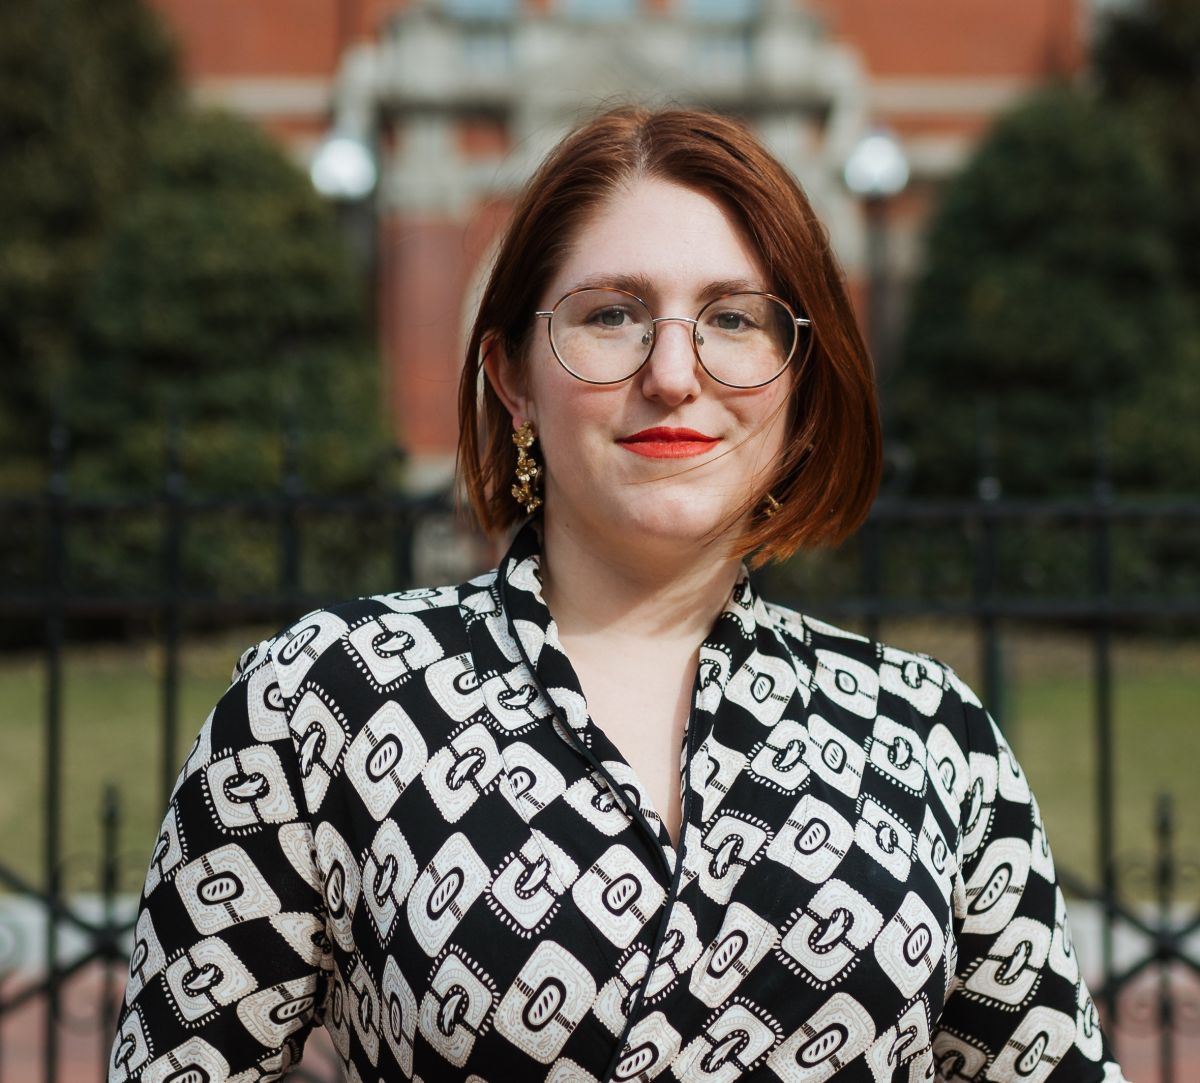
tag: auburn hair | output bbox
[456,105,881,567]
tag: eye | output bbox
[710,308,758,333]
[588,305,635,328]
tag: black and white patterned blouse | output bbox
[109,522,1126,1082]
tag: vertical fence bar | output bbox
[1156,794,1175,1083]
[43,417,68,1083]
[391,449,415,591]
[1090,401,1118,1038]
[390,498,410,593]
[160,416,184,811]
[99,784,119,1082]
[860,515,882,644]
[280,404,302,612]
[974,399,1004,729]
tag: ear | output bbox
[481,330,535,429]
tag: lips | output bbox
[617,426,719,459]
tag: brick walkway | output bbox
[0,968,342,1082]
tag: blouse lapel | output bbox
[492,522,773,883]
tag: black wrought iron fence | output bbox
[0,420,1197,1082]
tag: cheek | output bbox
[530,359,620,431]
[738,391,794,480]
[743,384,792,443]
[529,379,612,477]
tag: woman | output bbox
[110,107,1125,1082]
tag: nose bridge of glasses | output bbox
[645,314,702,351]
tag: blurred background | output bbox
[0,0,1197,1080]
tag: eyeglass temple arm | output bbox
[535,312,811,326]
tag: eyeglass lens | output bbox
[549,289,803,387]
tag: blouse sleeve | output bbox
[108,636,330,1082]
[930,666,1127,1082]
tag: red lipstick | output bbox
[617,427,719,459]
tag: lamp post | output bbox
[310,129,379,318]
[310,131,377,202]
[843,128,909,376]
[844,130,910,633]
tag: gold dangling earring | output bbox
[511,421,542,514]
[761,493,782,519]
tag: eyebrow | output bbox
[566,273,768,305]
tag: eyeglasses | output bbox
[533,287,812,389]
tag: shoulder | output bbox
[760,597,970,699]
[760,596,988,759]
[233,573,499,701]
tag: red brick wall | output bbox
[808,0,1082,77]
[379,216,468,453]
[379,197,514,453]
[150,0,345,76]
[152,0,1083,81]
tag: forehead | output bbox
[548,176,769,302]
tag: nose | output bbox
[639,317,703,404]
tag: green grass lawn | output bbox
[0,627,272,895]
[873,619,1200,890]
[0,621,1195,898]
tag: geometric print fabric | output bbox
[110,521,1127,1082]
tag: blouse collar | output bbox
[497,520,766,703]
[494,519,786,863]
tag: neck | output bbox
[536,511,743,647]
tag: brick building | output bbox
[149,0,1089,485]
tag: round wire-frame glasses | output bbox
[534,286,813,389]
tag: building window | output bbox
[462,27,512,71]
[682,0,758,20]
[696,34,751,74]
[561,0,638,20]
[457,114,510,159]
[442,0,517,19]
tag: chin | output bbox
[550,479,749,556]
[614,494,744,552]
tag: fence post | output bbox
[860,513,882,644]
[280,401,302,610]
[1156,793,1175,1083]
[98,784,120,1081]
[42,413,68,1083]
[389,447,414,590]
[974,398,1005,731]
[1090,399,1118,1037]
[160,414,184,812]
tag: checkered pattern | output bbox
[110,522,1126,1082]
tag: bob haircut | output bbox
[457,105,881,567]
